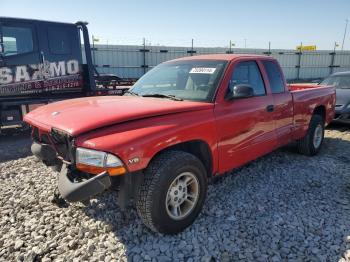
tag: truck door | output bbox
[0,20,41,96]
[35,21,84,93]
[215,60,277,172]
[261,60,294,146]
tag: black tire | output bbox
[297,114,325,156]
[136,150,207,234]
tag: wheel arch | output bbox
[149,140,214,177]
[313,105,326,121]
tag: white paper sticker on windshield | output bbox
[189,67,216,74]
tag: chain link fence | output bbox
[91,44,350,81]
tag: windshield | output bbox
[321,75,350,89]
[129,60,227,102]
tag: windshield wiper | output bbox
[142,93,183,101]
[124,90,140,96]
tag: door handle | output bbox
[266,105,274,112]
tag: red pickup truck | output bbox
[24,54,335,234]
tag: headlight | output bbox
[76,148,126,176]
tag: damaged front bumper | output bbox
[58,164,112,202]
[31,138,113,202]
[30,139,140,208]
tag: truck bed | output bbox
[289,84,336,140]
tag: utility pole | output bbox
[297,42,303,80]
[92,35,96,66]
[143,38,146,74]
[191,39,194,56]
[244,38,247,48]
[227,41,235,54]
[228,40,235,53]
[341,19,348,51]
[330,41,339,74]
[268,41,271,55]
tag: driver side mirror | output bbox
[226,83,254,100]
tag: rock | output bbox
[311,248,320,255]
[159,243,169,253]
[88,244,96,254]
[132,254,142,262]
[221,252,231,262]
[32,246,43,255]
[68,240,79,250]
[42,257,52,262]
[99,254,105,261]
[227,215,236,221]
[14,239,24,250]
[157,256,172,262]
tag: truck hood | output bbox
[24,96,213,136]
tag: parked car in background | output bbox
[321,71,350,124]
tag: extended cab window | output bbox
[48,26,72,54]
[2,26,33,56]
[231,61,266,96]
[262,61,285,93]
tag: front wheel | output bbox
[297,114,325,156]
[136,151,207,234]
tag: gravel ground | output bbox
[0,126,350,262]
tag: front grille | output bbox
[51,128,74,162]
[31,126,74,164]
[51,128,69,144]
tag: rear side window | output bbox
[231,61,266,96]
[2,26,33,56]
[262,61,285,93]
[48,26,71,54]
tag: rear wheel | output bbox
[136,151,207,234]
[297,114,325,156]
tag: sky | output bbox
[1,0,350,50]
